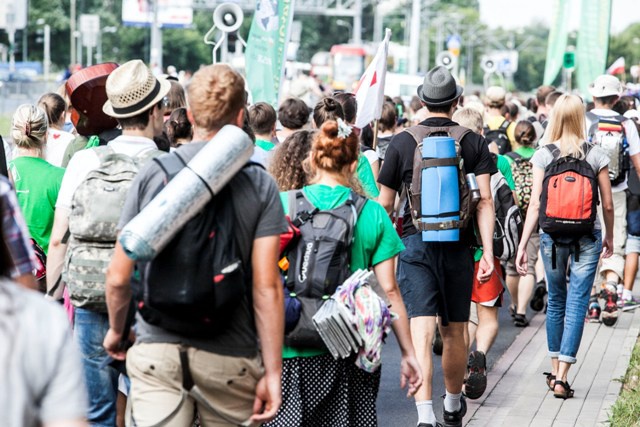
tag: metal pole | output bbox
[22,28,27,61]
[150,0,163,71]
[44,25,51,82]
[353,0,362,45]
[71,0,76,66]
[86,45,92,66]
[76,33,82,67]
[373,7,383,43]
[97,30,102,64]
[7,3,15,72]
[409,0,420,75]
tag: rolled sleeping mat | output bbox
[119,125,254,261]
[421,136,460,242]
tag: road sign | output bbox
[563,51,575,70]
[0,0,28,30]
[80,14,100,48]
[447,34,461,57]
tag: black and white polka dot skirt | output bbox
[264,353,381,427]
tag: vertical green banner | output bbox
[576,0,612,99]
[543,0,570,85]
[245,0,296,108]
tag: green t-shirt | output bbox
[255,138,275,152]
[9,157,65,253]
[505,146,536,164]
[357,154,379,198]
[496,154,516,190]
[280,184,404,358]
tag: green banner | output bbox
[576,0,612,100]
[245,0,296,108]
[543,0,570,85]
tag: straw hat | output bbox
[103,60,171,119]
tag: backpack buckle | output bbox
[293,208,319,227]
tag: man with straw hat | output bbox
[46,59,170,426]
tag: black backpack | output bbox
[483,120,511,155]
[284,190,367,348]
[136,152,256,338]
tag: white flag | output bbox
[606,57,625,75]
[354,29,391,129]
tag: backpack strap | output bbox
[154,151,188,182]
[505,152,522,161]
[499,119,511,131]
[544,143,560,160]
[290,190,318,227]
[93,145,116,164]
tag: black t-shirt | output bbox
[377,117,497,243]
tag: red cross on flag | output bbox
[354,29,392,129]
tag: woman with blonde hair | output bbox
[9,104,65,254]
[515,94,613,399]
[266,119,421,425]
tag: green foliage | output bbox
[608,23,640,69]
[610,337,640,426]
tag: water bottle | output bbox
[466,173,481,205]
[421,136,460,242]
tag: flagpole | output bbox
[372,120,380,151]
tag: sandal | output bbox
[543,372,556,391]
[553,380,574,399]
[514,313,529,327]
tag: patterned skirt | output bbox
[264,353,382,427]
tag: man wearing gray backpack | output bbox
[46,60,170,426]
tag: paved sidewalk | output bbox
[464,307,640,426]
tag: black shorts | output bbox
[397,233,474,325]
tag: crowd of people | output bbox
[1,56,639,427]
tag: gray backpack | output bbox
[284,190,367,348]
[64,146,160,311]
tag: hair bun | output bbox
[320,119,339,139]
[322,97,339,111]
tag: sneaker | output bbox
[465,351,487,400]
[600,284,619,327]
[530,282,547,312]
[433,328,443,356]
[621,296,640,312]
[418,424,443,427]
[586,299,601,323]
[616,284,624,308]
[443,395,467,427]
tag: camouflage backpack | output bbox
[506,152,534,214]
[64,146,160,311]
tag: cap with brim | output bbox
[417,65,463,106]
[103,59,172,119]
[588,74,622,98]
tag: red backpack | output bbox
[539,143,599,267]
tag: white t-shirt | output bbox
[0,280,87,426]
[56,135,157,210]
[587,108,640,192]
[45,128,75,168]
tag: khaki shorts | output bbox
[126,343,263,427]
[506,232,540,276]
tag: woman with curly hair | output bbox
[265,119,421,426]
[269,130,315,191]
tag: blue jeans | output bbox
[74,308,119,426]
[539,231,602,363]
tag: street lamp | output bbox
[36,19,50,82]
